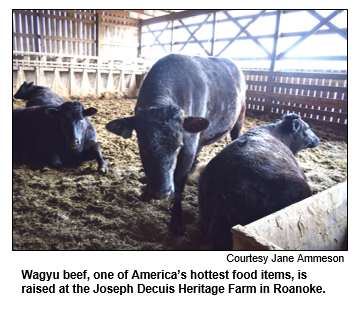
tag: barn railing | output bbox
[13,52,348,127]
[244,70,347,125]
[13,51,147,98]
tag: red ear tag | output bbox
[184,117,210,133]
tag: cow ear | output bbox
[281,114,301,133]
[183,117,210,133]
[83,107,98,117]
[106,117,135,139]
[45,108,61,119]
[29,82,34,86]
[292,119,301,133]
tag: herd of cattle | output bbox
[13,54,320,250]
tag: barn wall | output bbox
[13,10,140,57]
[13,10,347,128]
[98,11,139,60]
[13,10,98,55]
[244,70,347,125]
[13,10,144,97]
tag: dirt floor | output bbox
[12,96,347,250]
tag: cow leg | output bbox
[43,150,63,168]
[170,141,197,235]
[170,188,185,235]
[192,145,203,167]
[83,141,108,170]
[230,100,246,141]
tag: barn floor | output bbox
[12,96,347,250]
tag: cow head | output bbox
[277,114,320,154]
[14,81,34,100]
[106,105,210,200]
[45,101,97,150]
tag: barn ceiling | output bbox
[124,10,185,20]
[122,10,225,26]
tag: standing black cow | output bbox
[13,101,108,170]
[106,54,246,234]
[198,114,320,250]
[14,81,65,107]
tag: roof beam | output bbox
[140,10,225,26]
[307,10,347,40]
[217,10,267,57]
[277,10,344,60]
[101,10,129,18]
[178,15,212,55]
[125,10,156,18]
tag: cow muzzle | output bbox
[67,138,81,150]
[308,137,320,148]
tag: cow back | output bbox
[198,126,313,250]
[136,54,245,146]
[26,88,65,107]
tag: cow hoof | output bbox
[98,167,108,174]
[192,158,200,167]
[50,162,63,169]
[140,191,152,202]
[170,224,185,236]
[98,163,108,172]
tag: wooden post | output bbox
[211,12,217,56]
[38,10,46,53]
[80,68,89,96]
[96,11,102,56]
[96,68,102,96]
[116,72,122,92]
[15,67,25,93]
[52,67,60,93]
[270,10,282,72]
[120,71,126,93]
[106,70,114,92]
[268,10,282,111]
[69,68,76,96]
[138,22,143,57]
[129,72,137,97]
[37,68,45,86]
[34,65,40,85]
[170,20,174,53]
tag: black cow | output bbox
[13,101,108,170]
[198,114,320,250]
[14,81,65,107]
[106,54,246,234]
